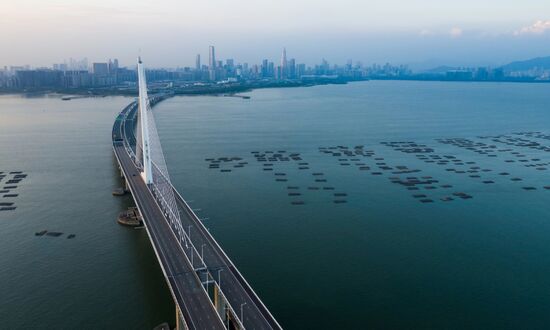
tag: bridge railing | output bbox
[145,144,247,329]
[120,96,252,329]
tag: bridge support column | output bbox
[175,305,187,330]
[214,285,227,322]
[123,176,129,192]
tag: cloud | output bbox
[419,28,463,38]
[450,27,463,38]
[514,20,550,36]
[419,29,435,36]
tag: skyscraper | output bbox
[281,48,288,79]
[209,46,216,69]
[208,46,216,81]
[195,54,201,71]
[268,62,275,77]
[288,58,296,79]
[261,59,268,78]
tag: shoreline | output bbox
[2,76,549,99]
[0,78,362,98]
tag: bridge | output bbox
[112,58,282,330]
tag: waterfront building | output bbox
[93,63,109,76]
[108,59,119,75]
[63,70,92,88]
[15,70,63,88]
[296,63,306,78]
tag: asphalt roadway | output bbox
[113,101,281,329]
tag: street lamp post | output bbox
[240,302,247,326]
[185,225,192,248]
[217,269,223,289]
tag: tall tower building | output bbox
[261,59,268,77]
[281,48,288,79]
[288,58,296,79]
[208,46,216,81]
[209,46,216,69]
[195,54,201,71]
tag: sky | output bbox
[1,0,550,69]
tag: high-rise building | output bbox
[288,58,296,79]
[226,59,234,69]
[53,63,67,71]
[15,70,63,88]
[195,54,201,71]
[268,62,275,77]
[209,46,216,69]
[296,63,306,78]
[346,59,353,71]
[252,64,259,77]
[68,58,88,71]
[281,48,288,79]
[275,65,282,80]
[208,46,216,81]
[108,59,119,75]
[261,59,268,78]
[93,63,109,76]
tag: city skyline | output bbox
[3,45,550,74]
[2,1,550,68]
[3,44,549,92]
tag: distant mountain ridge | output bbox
[421,56,550,74]
[501,56,550,71]
[423,65,458,73]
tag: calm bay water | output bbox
[2,81,550,329]
[0,95,173,328]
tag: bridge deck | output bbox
[174,191,281,329]
[114,115,225,330]
[114,99,281,330]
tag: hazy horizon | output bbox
[2,1,550,69]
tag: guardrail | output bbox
[117,97,252,329]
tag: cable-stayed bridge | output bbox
[112,58,282,330]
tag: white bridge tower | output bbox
[137,57,153,184]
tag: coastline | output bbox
[2,76,548,99]
[0,78,364,98]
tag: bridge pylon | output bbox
[137,57,153,185]
[112,58,281,329]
